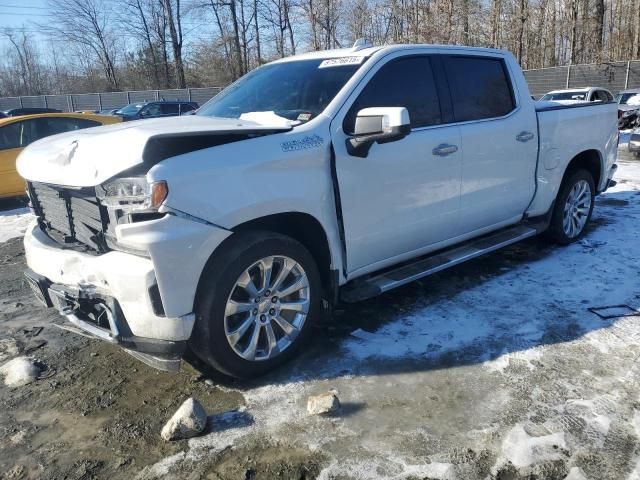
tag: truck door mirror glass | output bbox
[346,107,411,158]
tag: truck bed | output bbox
[526,101,619,217]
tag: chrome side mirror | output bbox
[346,107,411,157]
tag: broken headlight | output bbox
[97,177,168,213]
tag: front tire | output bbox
[545,169,595,244]
[190,231,322,378]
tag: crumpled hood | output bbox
[17,115,291,187]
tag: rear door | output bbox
[331,54,463,274]
[160,103,180,117]
[441,54,538,234]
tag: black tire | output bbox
[189,231,322,378]
[545,168,595,245]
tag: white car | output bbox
[17,43,619,378]
[539,87,614,105]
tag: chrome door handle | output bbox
[516,131,535,142]
[432,144,458,156]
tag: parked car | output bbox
[0,107,61,118]
[114,101,198,121]
[98,108,122,115]
[17,43,618,378]
[616,89,640,129]
[539,87,614,104]
[0,113,121,198]
[629,129,640,157]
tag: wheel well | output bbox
[232,212,334,294]
[565,150,602,190]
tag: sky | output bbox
[0,0,218,52]
[0,1,48,27]
[0,1,49,47]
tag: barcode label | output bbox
[319,57,366,68]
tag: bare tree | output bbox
[43,0,120,89]
[161,0,187,88]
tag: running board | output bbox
[340,225,537,302]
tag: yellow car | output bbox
[0,112,121,198]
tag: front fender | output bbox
[147,122,346,279]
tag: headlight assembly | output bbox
[97,177,168,213]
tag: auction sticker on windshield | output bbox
[319,56,365,68]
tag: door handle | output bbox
[516,131,535,143]
[432,144,458,157]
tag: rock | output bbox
[565,467,588,480]
[0,338,20,363]
[307,391,340,415]
[10,430,27,444]
[0,357,40,387]
[161,398,208,441]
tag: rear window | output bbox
[443,56,515,122]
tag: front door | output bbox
[331,55,463,274]
[0,120,35,198]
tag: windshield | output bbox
[616,93,640,105]
[117,103,145,115]
[197,58,365,124]
[540,91,587,101]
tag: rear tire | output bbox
[545,168,595,245]
[189,231,322,378]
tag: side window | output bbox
[143,104,162,116]
[36,118,101,138]
[343,56,442,133]
[180,103,195,114]
[0,122,23,150]
[443,56,515,122]
[161,103,180,115]
[0,120,40,149]
[593,90,612,102]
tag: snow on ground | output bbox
[4,156,640,479]
[0,207,32,243]
[138,158,640,479]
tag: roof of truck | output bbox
[270,43,509,64]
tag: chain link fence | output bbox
[0,87,223,112]
[523,60,640,97]
[2,60,640,110]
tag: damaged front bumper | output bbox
[23,216,232,372]
[25,267,187,371]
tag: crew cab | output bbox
[17,43,618,378]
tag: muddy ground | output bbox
[1,150,640,480]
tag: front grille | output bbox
[28,182,110,254]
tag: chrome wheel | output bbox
[562,179,592,238]
[224,255,310,361]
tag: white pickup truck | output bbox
[17,43,618,378]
